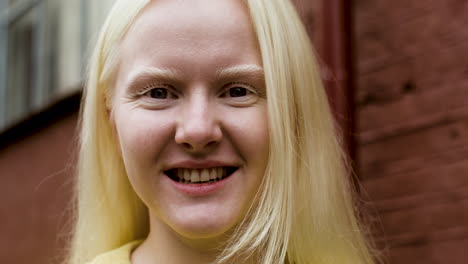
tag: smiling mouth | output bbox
[164,167,238,184]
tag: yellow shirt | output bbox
[88,241,142,264]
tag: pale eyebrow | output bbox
[125,66,183,90]
[125,64,264,90]
[215,64,265,81]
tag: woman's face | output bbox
[112,0,269,242]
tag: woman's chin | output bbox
[153,178,250,243]
[170,215,239,241]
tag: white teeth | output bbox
[183,169,190,181]
[200,169,210,182]
[210,169,217,180]
[190,170,200,182]
[174,167,229,183]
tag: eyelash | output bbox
[136,83,175,96]
[221,82,257,96]
[133,81,259,99]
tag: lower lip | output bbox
[168,171,236,196]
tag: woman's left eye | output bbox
[219,84,259,106]
[222,84,255,98]
[228,87,250,97]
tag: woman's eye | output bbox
[228,87,251,97]
[220,84,259,106]
[148,88,168,99]
[143,87,177,99]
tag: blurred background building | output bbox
[0,0,115,131]
[0,0,467,264]
[0,0,115,263]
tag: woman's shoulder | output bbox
[86,240,142,264]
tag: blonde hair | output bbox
[67,0,377,263]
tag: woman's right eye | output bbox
[147,88,168,99]
[142,87,178,100]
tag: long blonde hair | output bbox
[68,0,377,263]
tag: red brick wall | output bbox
[354,0,468,263]
[0,113,77,264]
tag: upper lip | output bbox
[164,160,239,170]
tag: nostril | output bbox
[182,142,193,150]
[180,140,218,151]
[174,122,223,151]
[206,140,217,147]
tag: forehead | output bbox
[117,0,260,75]
[128,0,252,35]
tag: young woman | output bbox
[67,0,377,263]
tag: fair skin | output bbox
[111,0,269,263]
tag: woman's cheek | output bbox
[116,108,173,170]
[232,106,269,148]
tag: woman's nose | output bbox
[174,99,222,153]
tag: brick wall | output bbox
[0,113,77,264]
[354,0,468,263]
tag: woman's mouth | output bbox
[164,167,238,184]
